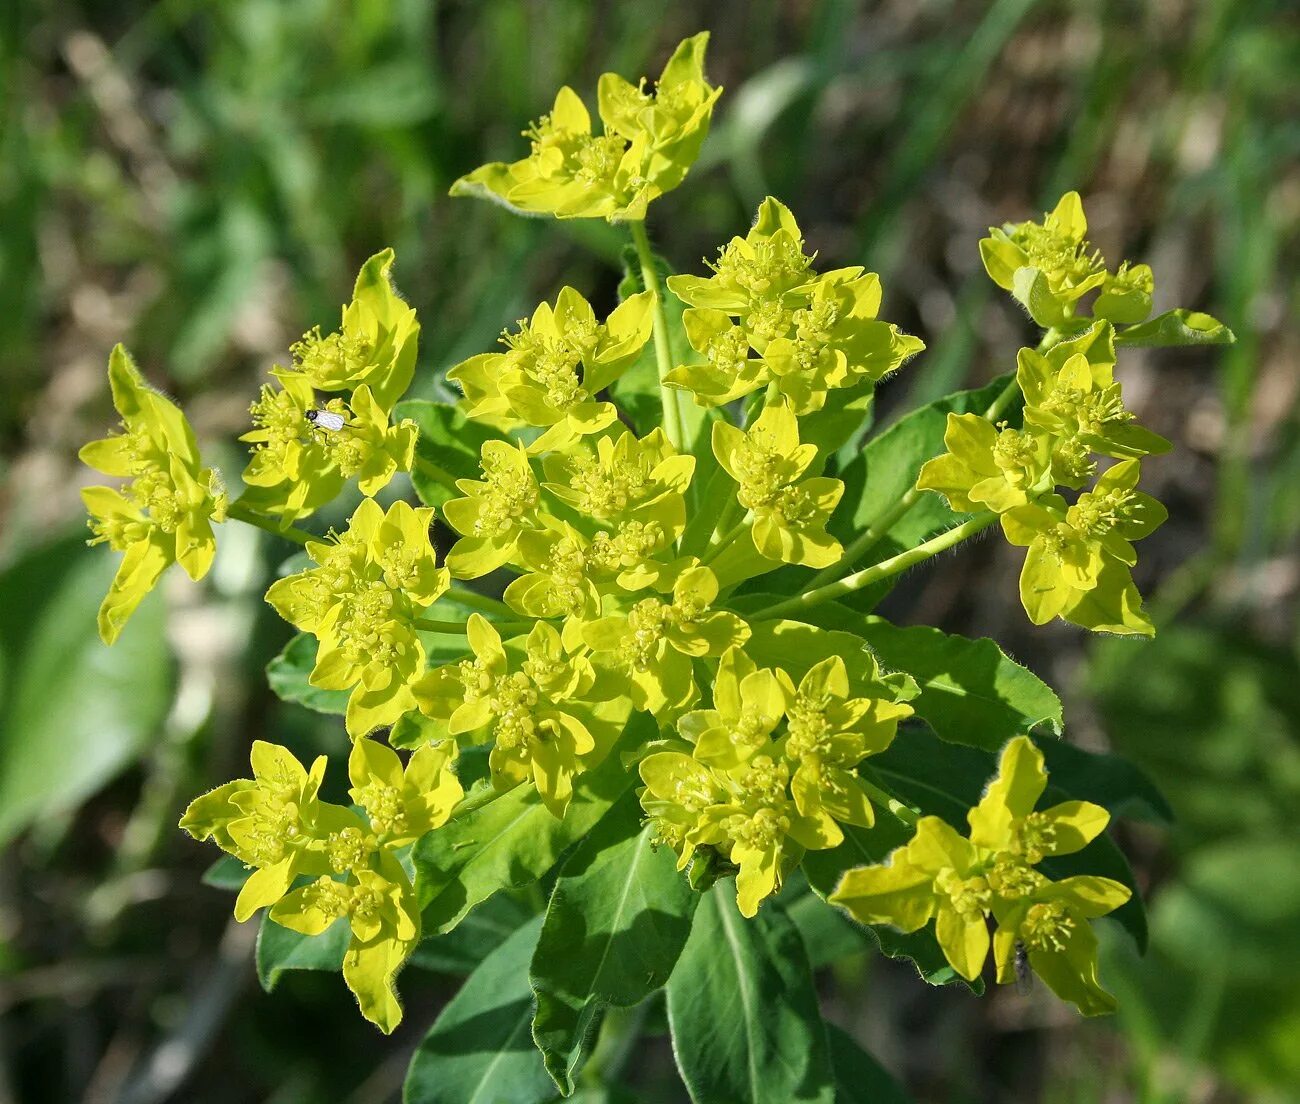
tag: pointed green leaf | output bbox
[856,618,1063,749]
[266,632,348,715]
[666,885,834,1104]
[256,913,349,992]
[530,792,698,1093]
[1115,309,1235,347]
[403,916,555,1104]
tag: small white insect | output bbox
[305,408,347,432]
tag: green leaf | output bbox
[256,913,349,991]
[408,892,533,974]
[1039,740,1173,825]
[799,382,875,465]
[403,915,555,1104]
[0,537,174,845]
[530,792,698,1094]
[739,618,917,700]
[780,876,873,969]
[826,1025,912,1104]
[802,817,972,989]
[266,632,349,715]
[666,885,834,1104]
[1115,309,1235,347]
[856,618,1063,750]
[396,398,506,508]
[412,717,648,935]
[202,854,250,891]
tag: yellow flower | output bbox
[265,499,450,737]
[442,440,542,578]
[179,741,363,923]
[543,428,695,589]
[413,617,597,816]
[638,646,913,917]
[448,286,653,452]
[584,566,749,716]
[916,412,1052,514]
[780,656,913,842]
[832,736,1130,1014]
[80,345,226,644]
[1000,460,1166,635]
[712,400,844,568]
[290,249,419,411]
[270,856,420,1033]
[451,34,719,222]
[241,376,418,522]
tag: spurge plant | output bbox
[79,32,1233,1102]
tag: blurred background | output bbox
[1,0,1297,1101]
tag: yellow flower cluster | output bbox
[451,34,720,221]
[180,739,461,1031]
[640,648,913,916]
[76,40,1226,1036]
[81,346,227,644]
[665,198,923,413]
[920,248,1171,635]
[832,737,1130,1015]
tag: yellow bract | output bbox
[239,250,420,524]
[640,648,913,917]
[666,198,923,413]
[80,345,227,644]
[917,322,1168,636]
[831,736,1129,1015]
[451,34,720,221]
[180,738,460,1032]
[266,498,450,738]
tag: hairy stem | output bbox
[629,219,685,450]
[225,500,315,546]
[752,511,998,621]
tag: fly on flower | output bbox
[305,407,348,432]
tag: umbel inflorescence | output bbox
[80,32,1231,1051]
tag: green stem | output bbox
[580,1002,648,1089]
[629,219,685,451]
[414,455,461,497]
[804,326,1063,591]
[858,777,920,825]
[226,499,315,546]
[444,587,517,618]
[414,616,534,636]
[752,511,998,621]
[701,513,752,565]
[804,487,922,592]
